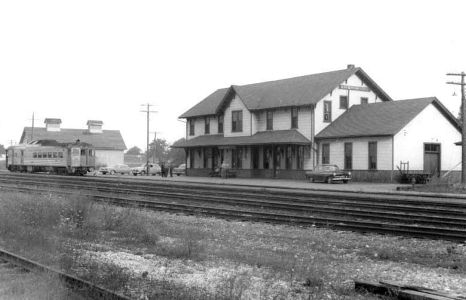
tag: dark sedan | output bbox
[305,164,351,183]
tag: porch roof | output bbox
[173,130,311,148]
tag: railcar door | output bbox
[71,148,80,166]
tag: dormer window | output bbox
[266,110,273,130]
[205,117,210,134]
[232,110,243,132]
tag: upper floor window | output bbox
[361,97,368,105]
[189,120,195,136]
[232,110,243,132]
[204,117,210,134]
[291,107,298,129]
[340,95,348,109]
[368,141,377,170]
[218,115,224,134]
[323,101,332,123]
[266,110,273,130]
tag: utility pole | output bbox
[447,72,466,184]
[27,112,40,142]
[140,104,157,176]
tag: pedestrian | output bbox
[161,162,165,177]
[169,162,173,177]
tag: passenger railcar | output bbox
[6,140,95,175]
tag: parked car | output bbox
[131,163,161,176]
[99,164,132,175]
[305,164,351,183]
[173,163,186,176]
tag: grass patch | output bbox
[0,191,464,299]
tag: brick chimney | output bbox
[347,64,355,69]
[87,120,103,133]
[44,118,62,132]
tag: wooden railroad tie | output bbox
[355,280,466,300]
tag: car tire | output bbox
[326,177,332,184]
[343,180,348,184]
[110,170,115,175]
[133,173,137,176]
[141,171,146,176]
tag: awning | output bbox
[172,130,311,148]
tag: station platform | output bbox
[126,174,407,194]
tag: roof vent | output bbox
[87,120,103,133]
[44,118,62,132]
[347,64,355,69]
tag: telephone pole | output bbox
[140,104,157,176]
[447,72,466,184]
[27,112,40,142]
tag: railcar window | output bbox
[59,152,63,158]
[53,152,58,158]
[48,152,52,158]
[88,149,93,156]
[81,149,86,156]
[72,149,79,155]
[33,152,37,158]
[37,152,42,158]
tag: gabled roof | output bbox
[172,130,311,148]
[315,97,461,140]
[20,127,127,150]
[179,67,392,118]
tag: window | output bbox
[266,110,273,130]
[322,143,330,164]
[291,107,298,129]
[232,147,242,169]
[340,95,348,109]
[286,146,293,169]
[360,97,368,105]
[53,152,58,158]
[48,152,52,158]
[189,120,195,136]
[80,149,86,156]
[37,152,42,158]
[344,143,352,170]
[297,146,304,169]
[368,142,377,170]
[33,152,37,158]
[205,117,210,134]
[252,147,259,169]
[59,152,64,158]
[232,110,243,132]
[218,115,224,134]
[263,146,272,169]
[425,144,440,153]
[323,101,332,122]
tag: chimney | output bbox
[87,120,103,133]
[347,64,355,69]
[44,118,62,132]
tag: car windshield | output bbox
[317,165,339,172]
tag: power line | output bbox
[447,72,466,184]
[140,104,157,175]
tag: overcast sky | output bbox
[1,0,466,150]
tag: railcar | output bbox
[6,139,95,175]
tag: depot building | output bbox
[175,65,461,182]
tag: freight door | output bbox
[424,143,440,176]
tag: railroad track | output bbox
[1,173,466,242]
[0,247,131,300]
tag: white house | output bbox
[20,119,126,167]
[175,65,461,182]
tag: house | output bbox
[20,119,126,167]
[175,65,461,181]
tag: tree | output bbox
[147,138,169,163]
[126,146,142,155]
[0,144,5,155]
[167,138,186,166]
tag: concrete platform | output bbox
[102,173,407,193]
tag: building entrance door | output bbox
[424,143,440,176]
